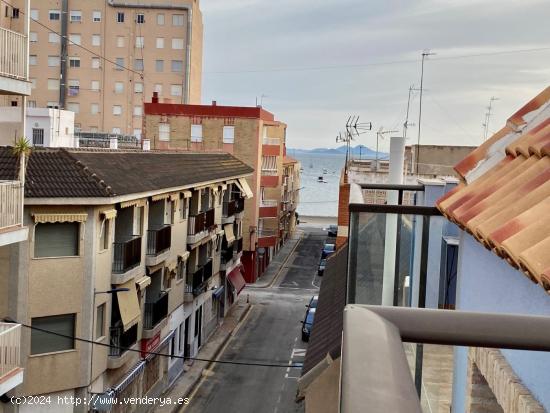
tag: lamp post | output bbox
[89,288,130,406]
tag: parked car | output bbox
[327,225,338,237]
[301,307,316,342]
[306,295,318,310]
[318,259,327,276]
[321,243,335,258]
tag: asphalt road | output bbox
[182,228,327,413]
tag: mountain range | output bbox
[288,145,388,158]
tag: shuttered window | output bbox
[223,126,235,143]
[35,222,80,257]
[159,123,170,141]
[31,314,75,354]
[261,156,277,172]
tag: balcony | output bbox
[144,292,169,330]
[258,228,278,248]
[190,259,213,296]
[184,284,194,303]
[146,225,171,266]
[262,137,280,156]
[260,174,279,188]
[222,200,237,224]
[235,198,245,214]
[187,208,215,244]
[0,323,23,396]
[0,27,31,95]
[112,236,142,281]
[260,199,278,218]
[0,181,27,247]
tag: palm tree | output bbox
[12,137,32,186]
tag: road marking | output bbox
[292,349,306,357]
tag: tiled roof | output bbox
[437,86,550,292]
[0,147,253,198]
[283,156,299,164]
[302,244,347,375]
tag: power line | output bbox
[4,318,303,369]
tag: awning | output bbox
[179,251,190,261]
[152,193,170,201]
[32,212,87,223]
[166,260,178,272]
[117,279,141,331]
[227,266,246,295]
[101,209,117,220]
[212,286,224,300]
[182,190,192,198]
[136,275,151,290]
[224,224,235,244]
[120,199,146,209]
[235,178,253,199]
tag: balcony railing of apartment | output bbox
[205,208,215,228]
[223,200,237,217]
[0,28,27,80]
[0,181,23,230]
[260,199,278,208]
[144,292,169,330]
[262,137,280,145]
[146,225,171,256]
[191,259,213,296]
[235,198,245,213]
[0,323,21,379]
[221,248,233,264]
[113,236,142,273]
[109,324,138,357]
[187,208,215,236]
[77,132,140,149]
[261,169,278,176]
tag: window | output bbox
[134,59,144,71]
[191,124,202,142]
[31,314,75,355]
[35,222,79,257]
[116,12,124,23]
[11,7,19,18]
[91,80,100,91]
[30,9,38,20]
[75,124,82,133]
[154,84,162,95]
[171,60,183,73]
[133,106,142,117]
[68,79,80,96]
[176,259,186,281]
[156,37,164,49]
[178,322,184,352]
[133,129,142,140]
[32,128,44,146]
[69,10,82,22]
[49,10,60,20]
[170,334,176,360]
[28,100,37,108]
[134,82,143,93]
[113,105,122,115]
[99,219,109,250]
[67,102,79,114]
[136,13,145,24]
[90,127,99,133]
[155,60,164,72]
[47,102,59,109]
[29,55,37,65]
[29,32,37,42]
[91,103,99,115]
[112,127,121,135]
[47,79,60,90]
[114,82,124,94]
[96,304,105,339]
[93,11,101,22]
[92,57,100,69]
[116,36,124,48]
[223,126,235,144]
[48,32,60,43]
[159,123,170,141]
[135,36,144,49]
[170,84,182,97]
[179,194,187,220]
[115,58,124,70]
[47,55,60,67]
[157,13,165,25]
[172,38,184,50]
[172,14,184,26]
[69,34,81,45]
[69,57,80,68]
[92,34,100,46]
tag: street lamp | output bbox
[89,288,130,405]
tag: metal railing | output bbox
[261,169,278,176]
[0,323,21,378]
[0,27,27,80]
[112,236,142,273]
[260,199,278,207]
[223,200,236,217]
[77,132,140,149]
[235,198,245,213]
[262,137,280,145]
[190,259,213,296]
[187,209,215,236]
[144,292,169,329]
[221,248,233,264]
[146,225,171,256]
[205,208,215,228]
[109,324,138,357]
[0,181,23,230]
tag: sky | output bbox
[199,0,550,151]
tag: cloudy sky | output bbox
[199,0,550,150]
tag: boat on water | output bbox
[317,176,327,183]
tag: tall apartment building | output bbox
[143,96,299,283]
[2,0,203,138]
[0,147,251,411]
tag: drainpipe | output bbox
[59,0,68,109]
[107,1,193,104]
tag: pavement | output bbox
[160,227,328,413]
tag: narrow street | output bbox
[181,228,327,413]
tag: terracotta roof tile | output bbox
[436,86,550,293]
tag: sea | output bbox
[290,152,347,218]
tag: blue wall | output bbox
[452,232,550,411]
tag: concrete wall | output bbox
[410,145,476,176]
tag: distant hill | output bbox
[289,145,388,159]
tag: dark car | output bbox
[321,243,335,258]
[327,225,338,237]
[301,307,316,341]
[318,259,327,276]
[306,295,318,310]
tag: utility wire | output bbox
[4,318,303,369]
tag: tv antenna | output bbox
[482,97,499,141]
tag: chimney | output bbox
[212,100,217,106]
[142,139,151,151]
[152,92,159,104]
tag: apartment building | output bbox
[281,156,300,241]
[0,147,251,412]
[143,95,297,283]
[1,0,203,138]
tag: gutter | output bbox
[107,0,192,103]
